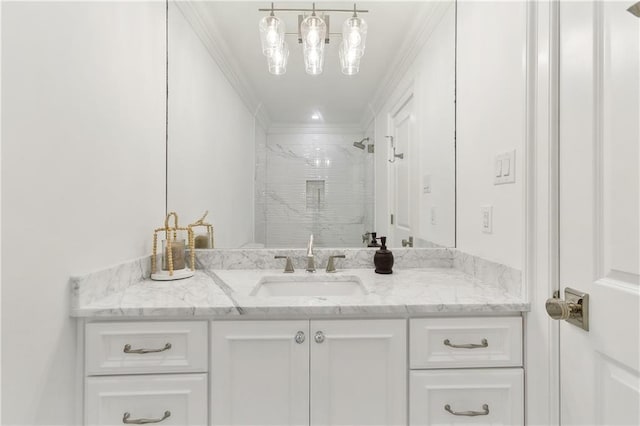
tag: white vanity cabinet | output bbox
[409,317,524,425]
[84,321,209,426]
[82,316,524,425]
[211,319,406,426]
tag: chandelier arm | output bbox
[258,8,368,14]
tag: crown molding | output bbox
[367,0,454,117]
[174,1,272,130]
[267,123,365,135]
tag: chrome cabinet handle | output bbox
[295,331,305,344]
[314,331,325,343]
[123,343,172,354]
[443,338,488,349]
[444,404,489,417]
[122,410,171,424]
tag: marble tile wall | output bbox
[194,247,454,270]
[256,130,375,248]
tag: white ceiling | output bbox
[198,1,432,126]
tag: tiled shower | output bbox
[255,130,374,248]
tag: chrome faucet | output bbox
[326,254,345,273]
[306,234,316,272]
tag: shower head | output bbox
[353,137,370,150]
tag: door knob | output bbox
[545,287,589,331]
[314,331,325,343]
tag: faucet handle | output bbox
[326,254,346,273]
[274,256,294,273]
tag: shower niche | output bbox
[306,180,325,211]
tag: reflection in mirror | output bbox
[168,1,455,249]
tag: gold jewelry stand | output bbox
[151,212,195,281]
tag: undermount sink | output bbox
[251,275,367,297]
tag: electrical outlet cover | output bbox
[481,205,493,233]
[423,175,432,194]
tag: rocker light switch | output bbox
[494,150,516,185]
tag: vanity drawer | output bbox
[410,369,524,425]
[410,317,522,369]
[86,321,208,375]
[86,373,207,426]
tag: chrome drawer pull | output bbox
[444,404,489,417]
[123,343,172,354]
[443,338,488,349]
[122,410,171,424]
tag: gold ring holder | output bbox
[188,211,214,249]
[151,212,195,281]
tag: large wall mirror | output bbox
[167,1,456,249]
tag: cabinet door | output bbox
[410,368,524,425]
[86,374,207,426]
[211,321,309,426]
[310,319,406,426]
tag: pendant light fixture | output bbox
[259,3,289,75]
[258,3,368,76]
[340,4,367,75]
[300,4,327,75]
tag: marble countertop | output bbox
[71,267,529,318]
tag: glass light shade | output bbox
[304,47,325,75]
[259,15,285,57]
[342,16,368,56]
[268,41,289,75]
[339,41,361,75]
[301,15,327,49]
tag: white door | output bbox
[310,319,406,426]
[211,321,309,426]
[558,1,639,424]
[389,96,418,247]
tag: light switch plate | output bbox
[481,205,493,233]
[494,150,516,185]
[423,175,432,194]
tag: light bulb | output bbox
[266,28,279,45]
[307,29,320,46]
[348,30,361,47]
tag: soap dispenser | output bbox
[373,236,394,274]
[367,232,381,248]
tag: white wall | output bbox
[456,1,527,269]
[1,2,165,424]
[167,2,256,248]
[374,2,456,248]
